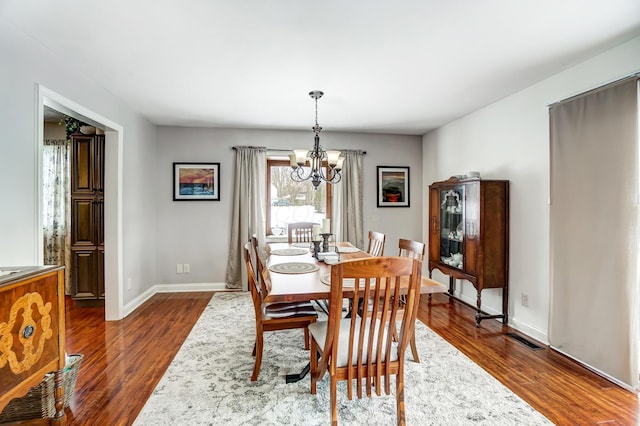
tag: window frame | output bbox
[266,157,332,236]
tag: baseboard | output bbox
[509,316,548,345]
[452,291,549,345]
[122,282,228,318]
[153,282,227,293]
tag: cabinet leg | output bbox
[475,290,482,327]
[502,284,509,325]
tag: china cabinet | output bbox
[428,177,509,326]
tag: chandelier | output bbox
[289,90,344,189]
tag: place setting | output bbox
[270,248,308,256]
[268,262,319,274]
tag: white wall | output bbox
[156,127,423,285]
[423,36,640,342]
[0,15,158,310]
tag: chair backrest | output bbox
[316,256,422,395]
[288,222,317,244]
[244,243,264,320]
[398,238,425,261]
[250,234,266,292]
[366,230,386,256]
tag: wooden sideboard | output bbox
[0,266,66,424]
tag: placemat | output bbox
[336,246,360,253]
[270,248,308,256]
[269,262,320,274]
[320,274,356,287]
[291,242,311,248]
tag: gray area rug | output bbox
[134,292,552,425]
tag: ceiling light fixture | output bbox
[289,90,344,189]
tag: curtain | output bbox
[225,146,267,290]
[332,150,364,249]
[549,77,639,390]
[42,138,72,294]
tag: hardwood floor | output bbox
[63,292,213,426]
[61,292,638,425]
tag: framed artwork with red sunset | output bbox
[173,162,220,201]
[377,166,409,207]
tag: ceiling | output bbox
[4,0,640,135]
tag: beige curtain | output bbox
[225,146,267,290]
[549,77,639,390]
[42,139,72,294]
[332,150,364,249]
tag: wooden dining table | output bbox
[263,242,448,304]
[262,241,448,383]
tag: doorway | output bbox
[36,84,124,321]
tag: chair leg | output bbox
[310,340,318,395]
[251,332,263,381]
[396,366,406,426]
[304,327,310,350]
[409,330,420,363]
[252,341,256,357]
[330,375,338,426]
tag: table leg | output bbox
[285,362,311,383]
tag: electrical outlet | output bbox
[183,264,190,273]
[127,277,132,290]
[176,264,183,274]
[521,293,529,307]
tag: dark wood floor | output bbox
[61,292,638,425]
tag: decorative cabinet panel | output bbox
[0,266,66,424]
[428,177,509,326]
[71,134,105,302]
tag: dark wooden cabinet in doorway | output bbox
[70,134,105,302]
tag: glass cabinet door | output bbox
[439,188,464,269]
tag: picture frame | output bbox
[377,166,410,207]
[173,162,220,201]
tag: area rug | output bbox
[134,292,552,425]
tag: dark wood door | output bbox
[71,134,105,301]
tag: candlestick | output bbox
[312,224,321,241]
[320,233,332,252]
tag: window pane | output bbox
[269,165,327,234]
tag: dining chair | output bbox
[398,238,426,363]
[287,222,317,244]
[309,256,423,426]
[243,243,318,381]
[366,230,386,256]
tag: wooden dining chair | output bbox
[243,243,318,381]
[398,238,426,363]
[309,256,423,426]
[367,230,386,256]
[287,222,317,244]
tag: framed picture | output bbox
[173,162,220,201]
[377,166,410,207]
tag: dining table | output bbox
[262,241,448,383]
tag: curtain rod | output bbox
[231,146,366,154]
[548,72,640,107]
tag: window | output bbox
[266,157,332,235]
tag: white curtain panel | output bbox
[225,146,266,290]
[549,77,639,390]
[42,139,72,294]
[332,150,364,249]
